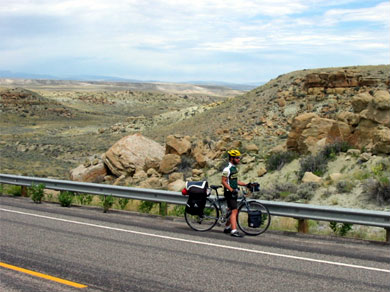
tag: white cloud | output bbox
[323,2,390,26]
[0,0,389,82]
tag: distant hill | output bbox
[0,70,257,92]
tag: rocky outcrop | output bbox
[347,90,390,154]
[102,133,164,177]
[288,90,390,154]
[287,113,351,154]
[304,70,381,89]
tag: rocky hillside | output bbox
[2,65,389,210]
[68,65,390,210]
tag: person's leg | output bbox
[230,209,238,230]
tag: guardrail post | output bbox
[386,228,390,243]
[21,186,28,197]
[159,202,167,216]
[297,219,308,233]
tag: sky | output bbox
[0,0,389,84]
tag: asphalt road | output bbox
[1,196,389,292]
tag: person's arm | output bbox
[238,180,247,187]
[221,176,234,192]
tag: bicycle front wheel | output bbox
[185,198,219,232]
[237,201,271,236]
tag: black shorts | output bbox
[224,190,238,210]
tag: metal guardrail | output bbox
[1,174,389,231]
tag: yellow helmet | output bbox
[227,149,241,157]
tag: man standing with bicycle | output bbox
[222,149,249,237]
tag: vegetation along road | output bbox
[0,196,389,292]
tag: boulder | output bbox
[372,90,390,110]
[159,154,181,174]
[287,114,351,154]
[302,172,322,183]
[245,143,259,152]
[166,135,192,155]
[257,166,267,177]
[139,177,167,189]
[70,160,107,183]
[146,168,161,177]
[102,133,164,177]
[167,179,186,192]
[373,126,390,154]
[132,169,148,182]
[349,119,378,152]
[286,113,318,151]
[337,112,360,126]
[192,141,211,168]
[351,92,372,113]
[169,172,184,183]
[144,157,161,171]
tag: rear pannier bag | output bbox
[248,210,262,228]
[185,181,209,216]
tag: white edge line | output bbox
[1,207,389,274]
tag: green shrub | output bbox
[118,198,129,210]
[75,193,93,205]
[266,151,298,171]
[30,184,45,203]
[255,183,297,201]
[296,182,319,201]
[336,180,355,193]
[321,141,351,160]
[363,178,390,205]
[100,195,114,213]
[330,222,353,236]
[5,185,22,196]
[58,191,74,207]
[299,153,328,179]
[177,155,195,178]
[138,201,156,213]
[171,205,186,217]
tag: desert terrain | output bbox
[1,65,389,212]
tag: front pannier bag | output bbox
[248,210,262,228]
[185,181,209,216]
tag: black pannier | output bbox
[248,210,262,228]
[185,181,209,216]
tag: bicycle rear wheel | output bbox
[185,198,219,232]
[237,201,271,236]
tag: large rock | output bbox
[159,154,181,174]
[70,160,107,183]
[166,135,192,155]
[287,114,351,154]
[192,140,211,167]
[373,126,390,154]
[167,179,186,192]
[302,172,322,183]
[359,91,390,126]
[348,91,390,153]
[351,92,372,113]
[372,90,390,110]
[102,133,164,177]
[286,113,317,151]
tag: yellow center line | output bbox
[0,262,87,289]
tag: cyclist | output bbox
[221,149,249,237]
